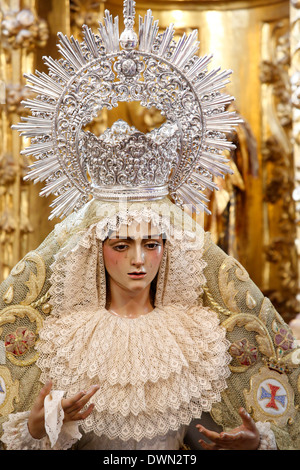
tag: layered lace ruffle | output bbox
[36,304,231,442]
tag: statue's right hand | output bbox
[28,381,53,439]
[27,381,100,440]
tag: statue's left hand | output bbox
[196,407,260,450]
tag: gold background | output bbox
[1,0,300,323]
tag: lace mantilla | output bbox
[49,202,206,315]
[36,304,231,442]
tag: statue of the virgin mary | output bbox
[0,1,299,451]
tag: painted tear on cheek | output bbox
[103,248,119,267]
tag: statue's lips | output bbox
[128,272,146,279]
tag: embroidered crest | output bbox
[244,366,297,426]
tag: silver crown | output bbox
[80,120,180,201]
[13,0,242,220]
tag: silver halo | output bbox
[13,0,242,220]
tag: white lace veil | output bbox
[48,197,207,314]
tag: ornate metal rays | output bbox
[13,0,241,219]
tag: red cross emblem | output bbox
[260,383,286,410]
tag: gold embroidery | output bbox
[234,261,250,282]
[5,327,36,357]
[291,348,300,366]
[5,352,39,367]
[0,254,47,367]
[0,305,43,366]
[229,338,258,372]
[203,287,233,316]
[3,286,14,304]
[297,375,300,394]
[218,258,239,313]
[218,257,250,313]
[30,290,51,310]
[0,305,43,335]
[11,260,26,276]
[258,297,273,325]
[222,313,276,359]
[0,366,19,417]
[272,320,279,334]
[20,252,46,306]
[272,347,300,372]
[246,291,257,309]
[41,303,52,314]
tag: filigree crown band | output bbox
[13,0,242,220]
[80,120,180,202]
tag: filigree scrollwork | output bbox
[0,305,43,337]
[14,7,239,220]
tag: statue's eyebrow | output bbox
[107,234,162,240]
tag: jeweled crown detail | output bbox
[80,120,180,201]
[13,0,241,219]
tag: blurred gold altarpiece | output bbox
[1,0,300,323]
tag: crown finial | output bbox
[120,0,138,50]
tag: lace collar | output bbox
[36,303,231,442]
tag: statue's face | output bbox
[103,220,164,295]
